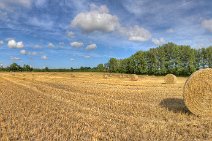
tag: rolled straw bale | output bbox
[131,74,139,81]
[164,74,177,84]
[70,74,75,77]
[108,74,112,77]
[119,74,124,78]
[183,68,212,117]
[103,74,108,79]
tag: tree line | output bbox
[0,43,211,76]
[0,63,98,72]
[102,43,212,76]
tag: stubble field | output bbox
[0,72,211,140]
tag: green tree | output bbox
[108,58,120,72]
[23,64,33,72]
[96,64,105,72]
[9,63,22,72]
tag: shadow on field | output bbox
[160,98,190,114]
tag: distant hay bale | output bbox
[70,74,75,78]
[103,74,108,79]
[126,75,130,78]
[131,74,139,81]
[119,74,124,78]
[108,74,112,77]
[164,74,177,84]
[183,68,212,117]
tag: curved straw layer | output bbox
[183,68,212,117]
[164,74,177,84]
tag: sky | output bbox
[0,0,212,68]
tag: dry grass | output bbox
[0,72,211,140]
[183,68,212,117]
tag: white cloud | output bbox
[166,28,175,33]
[16,41,24,48]
[119,25,151,42]
[29,51,37,56]
[28,17,54,30]
[11,57,21,61]
[41,55,48,60]
[71,5,119,33]
[86,44,97,50]
[83,55,91,59]
[33,44,42,49]
[70,42,83,48]
[8,39,17,48]
[152,38,166,46]
[59,42,65,48]
[0,0,32,9]
[48,42,55,48]
[70,58,75,61]
[201,19,212,32]
[67,31,75,38]
[0,40,4,46]
[8,39,24,48]
[20,49,27,55]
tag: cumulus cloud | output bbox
[16,41,24,48]
[48,42,55,48]
[67,31,75,38]
[119,25,151,42]
[8,39,24,48]
[71,4,151,42]
[20,49,27,55]
[8,39,17,48]
[70,42,84,48]
[71,5,119,33]
[152,38,166,46]
[86,44,97,50]
[201,19,212,32]
[41,55,48,60]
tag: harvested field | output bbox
[0,72,211,140]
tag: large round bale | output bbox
[131,74,139,81]
[164,74,177,84]
[183,68,212,117]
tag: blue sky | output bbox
[0,0,212,68]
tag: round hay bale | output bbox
[131,74,138,81]
[119,74,124,78]
[103,74,108,79]
[183,68,212,117]
[108,74,112,77]
[164,74,177,84]
[70,74,75,78]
